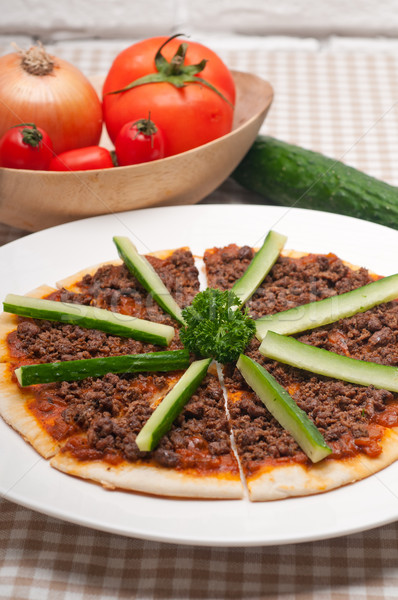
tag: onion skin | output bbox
[0,50,103,154]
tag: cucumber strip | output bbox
[237,354,331,463]
[135,357,211,452]
[3,294,174,346]
[15,350,190,386]
[255,272,398,340]
[232,230,287,305]
[260,331,398,392]
[113,236,184,325]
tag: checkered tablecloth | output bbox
[1,499,398,599]
[1,37,398,600]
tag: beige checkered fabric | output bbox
[1,496,398,599]
[1,40,398,599]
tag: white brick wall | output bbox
[185,0,398,37]
[2,0,398,39]
[0,0,177,40]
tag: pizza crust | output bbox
[0,312,19,362]
[0,363,62,458]
[281,249,374,275]
[247,428,398,501]
[56,260,122,292]
[51,451,244,499]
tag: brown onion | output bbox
[0,43,103,154]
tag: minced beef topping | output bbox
[207,245,398,473]
[73,248,199,326]
[57,372,238,473]
[204,245,373,318]
[8,320,172,363]
[297,302,398,366]
[8,248,199,362]
[225,341,395,475]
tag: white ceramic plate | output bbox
[1,204,398,547]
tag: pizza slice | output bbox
[50,368,243,498]
[204,244,398,500]
[0,356,243,497]
[0,247,243,498]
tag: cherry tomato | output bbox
[0,123,53,170]
[49,146,114,171]
[115,116,165,166]
[103,35,235,157]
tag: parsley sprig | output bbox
[180,288,256,363]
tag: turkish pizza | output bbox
[1,233,398,501]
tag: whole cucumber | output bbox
[232,136,398,230]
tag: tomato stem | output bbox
[133,113,157,135]
[107,34,232,106]
[131,113,158,148]
[12,123,43,148]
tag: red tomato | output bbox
[115,116,165,165]
[49,146,114,171]
[0,123,53,170]
[103,35,235,157]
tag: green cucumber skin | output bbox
[260,331,398,392]
[113,236,185,325]
[237,354,331,463]
[135,358,211,452]
[232,136,398,230]
[15,350,190,386]
[3,294,174,346]
[232,230,287,305]
[255,272,398,340]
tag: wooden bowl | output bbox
[0,71,273,232]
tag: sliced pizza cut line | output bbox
[45,370,244,499]
[223,361,398,502]
[215,362,250,501]
[203,243,398,501]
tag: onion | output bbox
[0,43,103,154]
